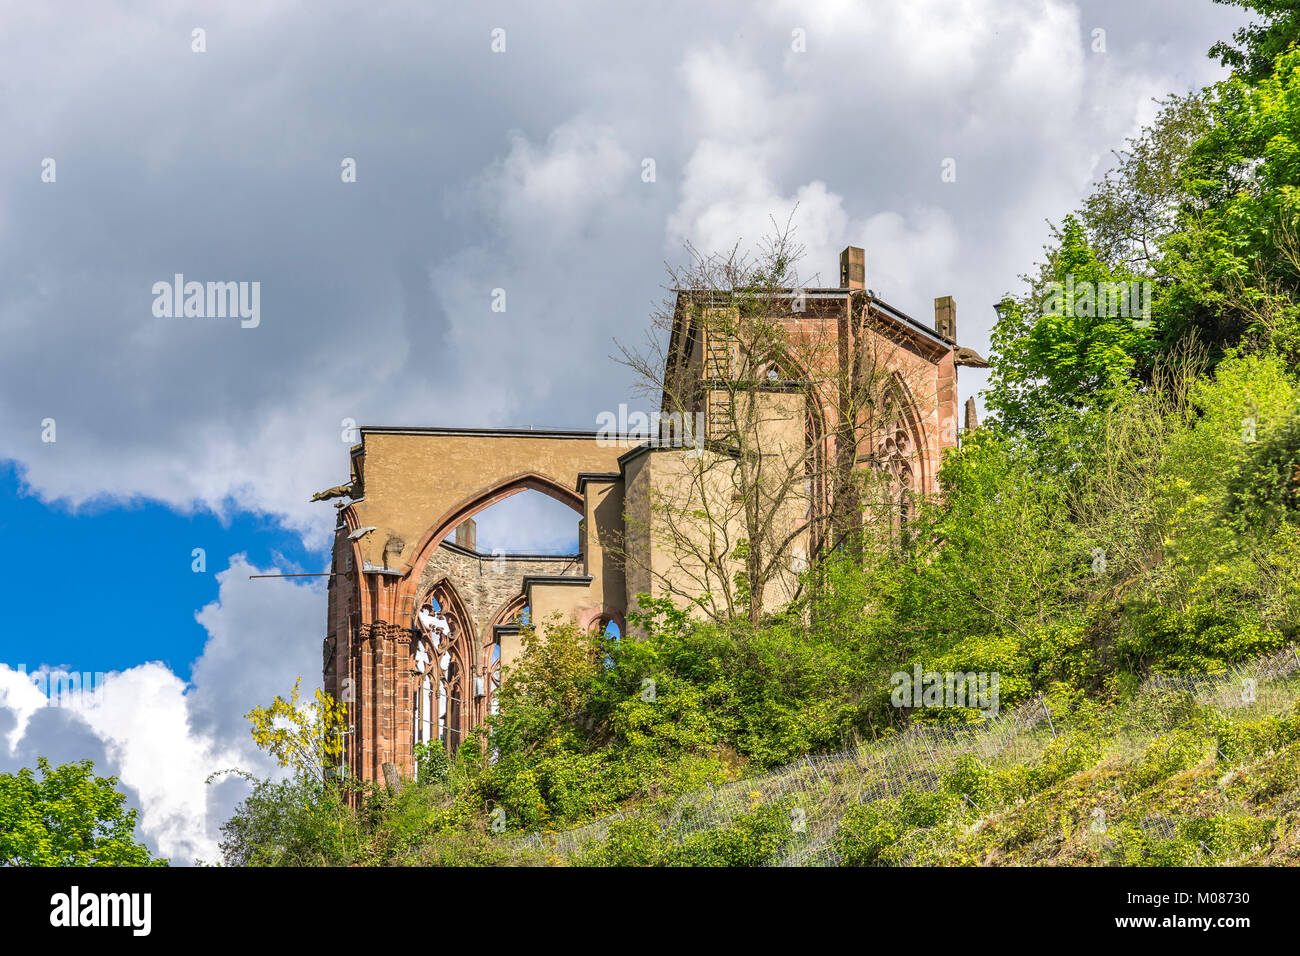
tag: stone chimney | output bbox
[455,517,477,552]
[839,246,865,290]
[934,296,956,341]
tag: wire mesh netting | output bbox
[517,694,1053,866]
[512,644,1300,866]
[1140,645,1300,706]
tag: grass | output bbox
[519,667,1300,866]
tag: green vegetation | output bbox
[218,345,1300,866]
[0,758,165,866]
[213,3,1300,865]
[11,1,1300,873]
[832,678,1300,867]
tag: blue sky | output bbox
[0,0,1251,863]
[0,461,322,679]
[0,466,579,680]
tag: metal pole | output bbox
[249,572,337,579]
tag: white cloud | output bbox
[472,489,583,554]
[485,119,633,237]
[0,555,321,864]
[429,115,663,422]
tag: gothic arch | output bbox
[752,346,831,552]
[402,471,584,576]
[413,578,479,754]
[579,604,626,637]
[488,592,529,632]
[483,593,529,721]
[393,471,584,625]
[869,373,929,520]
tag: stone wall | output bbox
[415,541,579,652]
[326,248,980,787]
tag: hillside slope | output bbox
[522,649,1300,866]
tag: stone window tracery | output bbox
[413,587,475,755]
[866,380,925,523]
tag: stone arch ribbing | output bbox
[393,471,584,623]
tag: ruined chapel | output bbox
[321,246,988,784]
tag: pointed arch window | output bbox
[866,378,926,523]
[413,583,476,755]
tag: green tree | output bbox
[986,217,1153,438]
[1210,0,1300,84]
[219,677,357,865]
[245,676,348,782]
[0,758,165,866]
[217,774,359,867]
[1079,93,1212,275]
[1163,47,1300,365]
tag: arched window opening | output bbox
[589,615,622,639]
[413,583,476,756]
[471,489,581,555]
[486,642,501,717]
[591,615,623,669]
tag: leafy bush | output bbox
[1118,603,1284,674]
[414,741,450,785]
[0,758,166,867]
[219,775,359,867]
[576,805,796,867]
[1126,731,1209,791]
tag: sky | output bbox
[0,0,1252,862]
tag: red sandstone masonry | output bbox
[325,247,985,789]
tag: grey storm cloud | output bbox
[0,0,1248,544]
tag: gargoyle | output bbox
[954,347,990,368]
[310,483,354,502]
